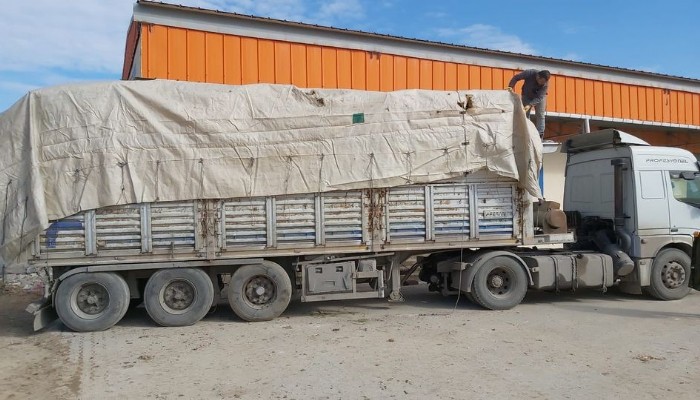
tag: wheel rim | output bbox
[71,283,110,320]
[661,261,686,289]
[243,275,276,308]
[486,267,513,297]
[159,279,197,314]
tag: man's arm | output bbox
[508,69,536,88]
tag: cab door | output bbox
[635,170,671,236]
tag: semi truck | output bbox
[1,82,696,332]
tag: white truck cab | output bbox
[563,129,699,298]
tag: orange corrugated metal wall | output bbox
[140,25,700,127]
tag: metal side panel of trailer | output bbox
[30,178,539,268]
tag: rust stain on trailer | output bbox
[367,189,386,236]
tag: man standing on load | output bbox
[508,69,550,137]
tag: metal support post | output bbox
[388,254,405,302]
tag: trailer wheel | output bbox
[144,268,214,327]
[228,262,292,322]
[647,248,691,300]
[471,256,528,310]
[55,272,130,332]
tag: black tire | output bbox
[228,262,292,322]
[55,272,130,332]
[464,291,476,303]
[647,248,691,300]
[471,256,528,310]
[144,268,215,327]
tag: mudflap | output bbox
[689,236,700,290]
[692,235,700,290]
[26,297,57,331]
[692,261,700,291]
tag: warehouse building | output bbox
[122,0,700,200]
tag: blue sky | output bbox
[1,0,698,112]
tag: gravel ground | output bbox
[1,284,699,400]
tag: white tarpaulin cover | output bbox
[0,80,542,262]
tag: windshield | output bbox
[670,171,700,206]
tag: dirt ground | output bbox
[1,284,699,400]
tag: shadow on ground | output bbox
[4,284,698,334]
[0,290,43,338]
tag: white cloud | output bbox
[317,0,365,23]
[437,24,537,55]
[0,0,133,74]
[0,80,40,94]
[194,0,364,24]
[214,0,308,21]
[0,0,367,76]
[0,0,372,110]
[0,73,110,112]
[561,52,582,61]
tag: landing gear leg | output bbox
[388,255,404,302]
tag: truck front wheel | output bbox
[648,248,691,300]
[55,272,130,332]
[144,268,215,327]
[228,262,292,321]
[471,256,528,310]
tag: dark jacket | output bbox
[508,69,548,106]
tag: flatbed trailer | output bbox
[27,172,575,331]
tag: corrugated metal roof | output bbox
[136,0,699,85]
